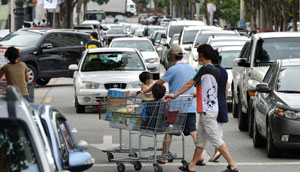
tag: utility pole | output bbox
[240,0,246,29]
[14,0,23,31]
[67,0,71,28]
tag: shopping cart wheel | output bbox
[168,158,174,163]
[133,161,142,171]
[107,152,114,162]
[153,164,163,172]
[117,163,125,172]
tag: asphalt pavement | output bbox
[34,74,300,172]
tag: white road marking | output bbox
[92,161,300,167]
[90,135,120,150]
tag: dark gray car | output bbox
[252,59,300,157]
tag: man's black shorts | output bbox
[183,113,196,136]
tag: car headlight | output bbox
[276,108,300,119]
[85,158,95,165]
[80,81,100,89]
[145,58,159,63]
[131,81,143,88]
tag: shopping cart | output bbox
[111,95,193,172]
[99,91,150,162]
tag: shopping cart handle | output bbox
[136,91,142,95]
[164,95,171,100]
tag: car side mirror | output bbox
[235,58,250,67]
[76,140,89,151]
[69,64,79,71]
[184,46,192,51]
[68,151,94,171]
[41,43,53,49]
[256,83,270,93]
[163,43,170,49]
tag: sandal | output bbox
[221,165,238,172]
[196,160,206,166]
[178,163,195,172]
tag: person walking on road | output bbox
[170,44,238,172]
[0,46,30,101]
[208,50,229,162]
[146,45,205,165]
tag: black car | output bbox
[105,28,127,45]
[252,59,300,157]
[0,29,89,85]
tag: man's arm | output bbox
[171,80,196,98]
[225,82,228,98]
[144,79,165,93]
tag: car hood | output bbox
[79,71,142,83]
[250,67,270,82]
[141,51,159,59]
[275,92,300,109]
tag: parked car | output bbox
[31,103,95,171]
[143,26,165,38]
[252,59,300,157]
[0,86,56,172]
[109,37,160,79]
[151,30,166,47]
[207,36,250,48]
[105,28,128,45]
[69,48,149,113]
[0,29,90,85]
[114,15,126,24]
[232,32,300,135]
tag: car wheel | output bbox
[36,78,51,86]
[248,105,254,138]
[253,118,265,148]
[75,96,85,113]
[26,64,37,82]
[238,94,248,131]
[232,86,238,118]
[267,123,281,158]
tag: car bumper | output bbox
[76,89,140,106]
[145,62,160,74]
[270,114,300,150]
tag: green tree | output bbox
[210,0,240,26]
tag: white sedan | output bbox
[109,37,161,79]
[69,48,150,113]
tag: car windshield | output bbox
[145,28,164,37]
[0,31,42,47]
[107,29,125,34]
[255,38,300,64]
[183,30,198,44]
[220,51,241,69]
[85,13,104,20]
[111,40,154,52]
[168,25,189,37]
[0,120,40,171]
[194,33,238,48]
[277,67,300,92]
[81,52,145,71]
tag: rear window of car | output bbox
[255,38,300,64]
[81,51,145,71]
[0,119,40,171]
[194,33,237,48]
[219,51,241,69]
[168,25,189,38]
[111,40,154,52]
[107,29,125,34]
[0,31,42,47]
[277,67,300,92]
[182,30,198,44]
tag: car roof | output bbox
[218,46,244,52]
[255,32,300,39]
[82,20,101,25]
[200,30,238,35]
[18,28,89,35]
[183,25,222,31]
[208,36,250,41]
[111,37,151,42]
[279,59,300,67]
[169,20,205,26]
[87,47,138,53]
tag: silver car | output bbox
[69,48,149,113]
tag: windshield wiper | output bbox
[277,90,300,93]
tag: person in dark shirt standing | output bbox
[170,44,238,172]
[208,50,229,162]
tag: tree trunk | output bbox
[204,0,209,25]
[274,5,279,31]
[292,0,299,31]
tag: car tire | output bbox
[253,118,265,148]
[267,123,281,158]
[232,86,238,118]
[238,94,248,131]
[36,78,51,86]
[75,97,85,113]
[248,105,254,138]
[26,64,37,82]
